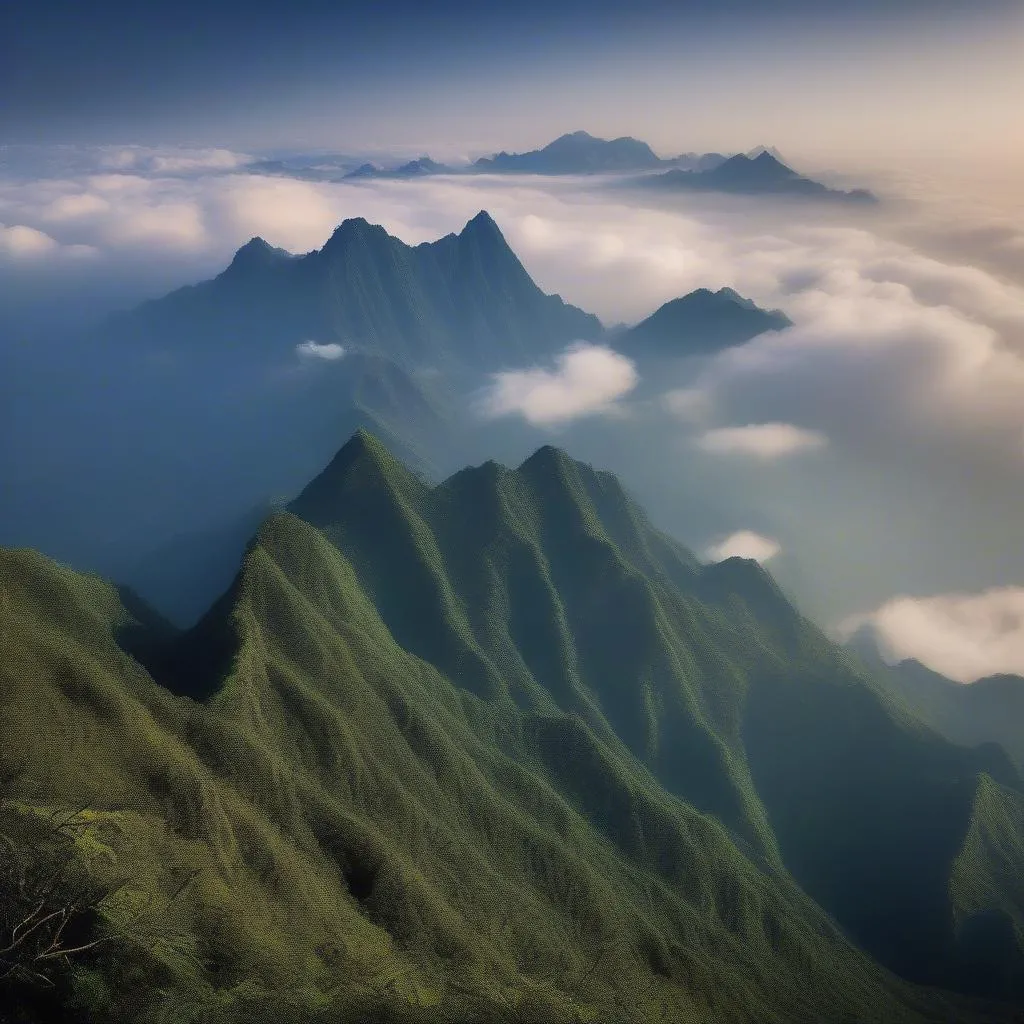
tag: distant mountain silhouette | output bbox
[614,286,791,359]
[664,151,730,172]
[106,209,601,371]
[344,155,453,179]
[746,144,787,162]
[634,151,878,202]
[473,130,664,174]
[853,629,1024,768]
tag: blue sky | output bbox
[5,0,1022,163]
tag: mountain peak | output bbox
[328,427,409,478]
[520,443,574,471]
[459,209,505,242]
[237,235,272,254]
[715,151,795,181]
[321,217,391,254]
[226,236,290,273]
[747,145,787,163]
[345,161,383,178]
[620,287,792,358]
[698,555,800,635]
[516,444,589,497]
[753,150,788,169]
[288,428,423,526]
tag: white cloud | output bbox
[87,174,155,194]
[478,342,638,426]
[4,147,1024,628]
[661,387,713,423]
[98,146,251,175]
[105,202,207,249]
[696,423,828,459]
[44,193,111,221]
[150,149,250,174]
[0,223,97,260]
[839,586,1024,683]
[705,530,781,563]
[0,224,58,257]
[296,340,345,361]
[215,175,347,253]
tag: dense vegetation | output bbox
[2,434,1022,1022]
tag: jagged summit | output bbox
[698,554,803,643]
[518,442,579,478]
[288,427,423,527]
[459,208,503,237]
[344,161,383,178]
[747,144,787,162]
[548,130,596,144]
[475,131,662,174]
[107,206,600,369]
[319,216,392,253]
[716,151,796,182]
[636,149,877,202]
[225,235,291,272]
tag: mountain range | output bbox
[296,133,875,202]
[632,151,878,202]
[3,430,1023,1023]
[344,157,454,180]
[85,213,795,627]
[106,210,600,371]
[472,131,665,174]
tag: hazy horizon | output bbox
[5,1,1024,167]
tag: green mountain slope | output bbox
[288,433,1024,999]
[3,435,1023,1022]
[951,775,1024,999]
[5,531,976,1024]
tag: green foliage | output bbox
[2,436,1022,1022]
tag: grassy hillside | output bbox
[0,542,988,1022]
[2,435,1022,1021]
[951,775,1024,999]
[288,432,1024,998]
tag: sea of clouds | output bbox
[2,143,1024,681]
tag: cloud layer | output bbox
[4,144,1024,667]
[696,423,828,459]
[478,342,638,426]
[705,530,782,563]
[840,587,1024,682]
[0,222,96,260]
